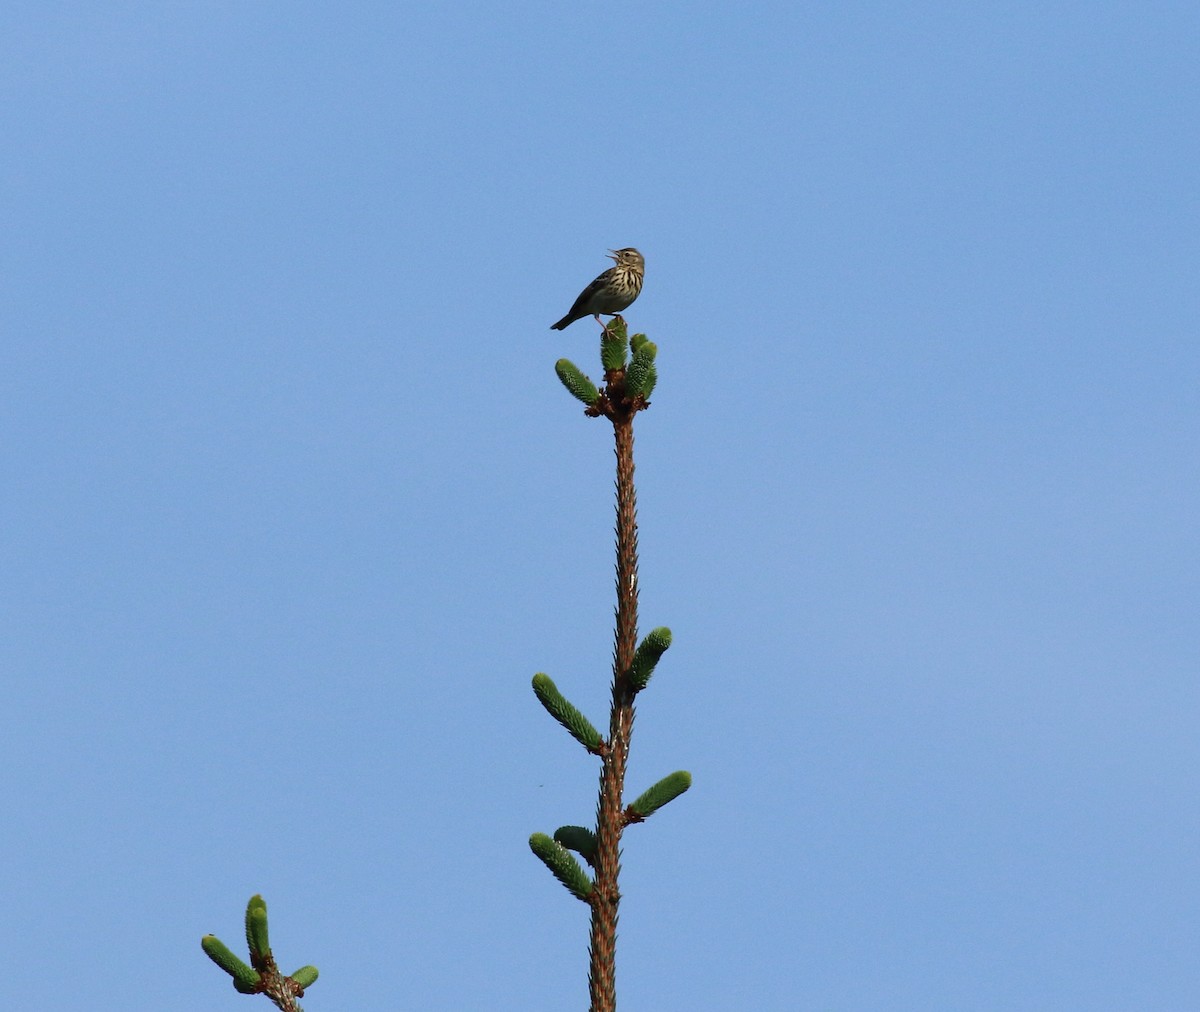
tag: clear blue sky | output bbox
[3,3,1197,1009]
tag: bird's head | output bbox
[608,248,644,268]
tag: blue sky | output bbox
[2,3,1197,1009]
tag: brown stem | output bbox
[250,952,306,1012]
[588,409,639,1012]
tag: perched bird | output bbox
[551,248,645,330]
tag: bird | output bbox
[550,248,645,330]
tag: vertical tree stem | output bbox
[588,412,639,1012]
